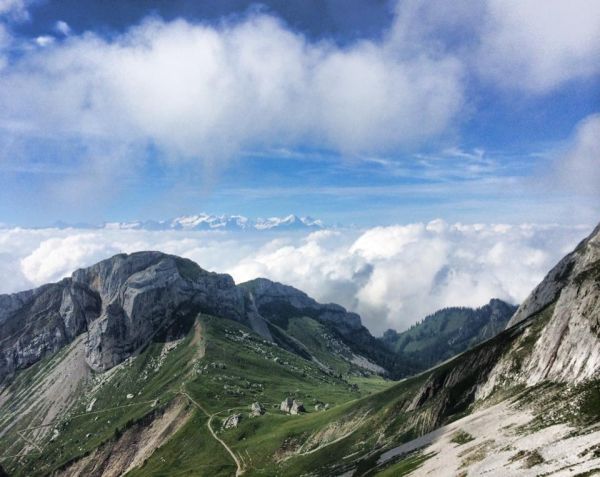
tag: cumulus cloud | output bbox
[477,0,600,93]
[0,0,30,22]
[54,20,71,36]
[0,13,463,166]
[0,221,588,334]
[391,0,600,93]
[552,114,600,197]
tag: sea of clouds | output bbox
[0,220,591,334]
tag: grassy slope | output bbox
[0,313,392,476]
[4,300,594,477]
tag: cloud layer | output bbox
[2,1,598,167]
[0,221,589,334]
[0,13,463,162]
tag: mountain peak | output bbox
[507,222,600,327]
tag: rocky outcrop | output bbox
[0,282,99,385]
[1,252,394,384]
[0,252,273,382]
[222,414,242,429]
[239,278,395,374]
[250,402,265,417]
[479,223,600,397]
[280,398,305,415]
[507,223,600,327]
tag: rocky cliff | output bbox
[239,278,398,374]
[478,223,600,395]
[0,252,265,383]
[0,252,391,385]
[384,222,600,439]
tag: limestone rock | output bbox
[222,414,242,429]
[290,400,305,414]
[280,397,294,413]
[507,223,600,328]
[250,402,265,417]
[479,223,600,398]
[280,397,305,414]
[0,252,268,382]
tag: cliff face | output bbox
[507,223,600,327]
[0,252,392,384]
[0,252,256,382]
[402,223,600,428]
[477,224,600,396]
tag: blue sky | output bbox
[0,0,599,227]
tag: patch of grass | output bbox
[451,430,475,445]
[509,449,545,468]
[524,449,544,468]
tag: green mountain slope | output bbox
[381,299,517,370]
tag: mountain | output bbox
[0,223,599,476]
[47,214,324,232]
[381,299,517,371]
[0,252,392,386]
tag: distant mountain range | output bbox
[46,214,324,232]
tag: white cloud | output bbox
[553,114,600,197]
[390,0,600,93]
[0,13,463,167]
[34,35,54,47]
[54,20,70,36]
[1,221,589,334]
[0,0,30,22]
[478,0,600,92]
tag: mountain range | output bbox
[44,214,324,232]
[0,223,598,476]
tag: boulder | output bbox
[222,413,242,429]
[280,397,294,413]
[250,402,265,417]
[290,400,305,415]
[281,398,305,414]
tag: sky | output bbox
[0,0,598,333]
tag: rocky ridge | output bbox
[381,298,518,371]
[0,252,389,385]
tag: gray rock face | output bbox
[290,400,305,415]
[0,281,99,385]
[1,252,391,384]
[280,397,293,413]
[222,413,242,429]
[479,223,600,397]
[76,253,248,371]
[280,397,305,414]
[0,252,270,382]
[507,223,600,327]
[239,278,362,333]
[250,402,265,417]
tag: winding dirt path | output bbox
[181,390,245,477]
